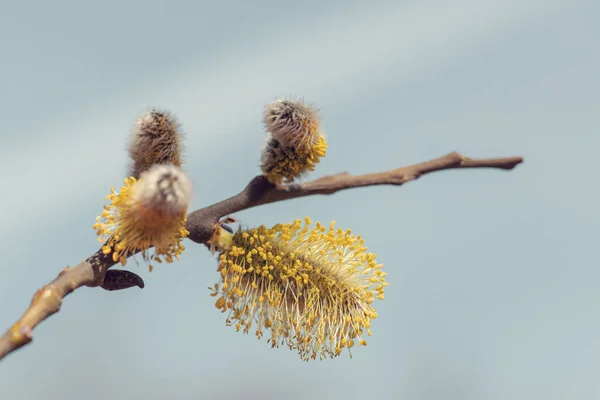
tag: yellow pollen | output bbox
[93,176,189,270]
[262,136,328,185]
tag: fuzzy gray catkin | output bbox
[128,109,184,179]
[262,98,322,150]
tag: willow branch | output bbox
[184,151,523,243]
[0,151,522,361]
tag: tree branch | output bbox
[184,152,523,243]
[0,251,115,359]
[0,151,522,361]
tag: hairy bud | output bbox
[263,97,322,150]
[128,109,184,178]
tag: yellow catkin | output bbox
[93,166,191,270]
[260,97,327,184]
[261,136,328,184]
[210,217,387,361]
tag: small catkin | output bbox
[260,135,327,184]
[260,97,327,184]
[94,164,192,269]
[263,98,322,150]
[128,109,184,178]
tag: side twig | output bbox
[0,151,523,361]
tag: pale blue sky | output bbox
[0,0,598,399]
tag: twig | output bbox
[0,151,523,361]
[184,152,523,242]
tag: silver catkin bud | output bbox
[263,97,322,151]
[128,109,184,178]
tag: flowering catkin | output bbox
[94,164,192,270]
[128,109,184,178]
[210,217,387,361]
[260,98,327,184]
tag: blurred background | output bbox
[0,0,598,399]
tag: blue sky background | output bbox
[0,0,598,399]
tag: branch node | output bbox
[9,323,32,346]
